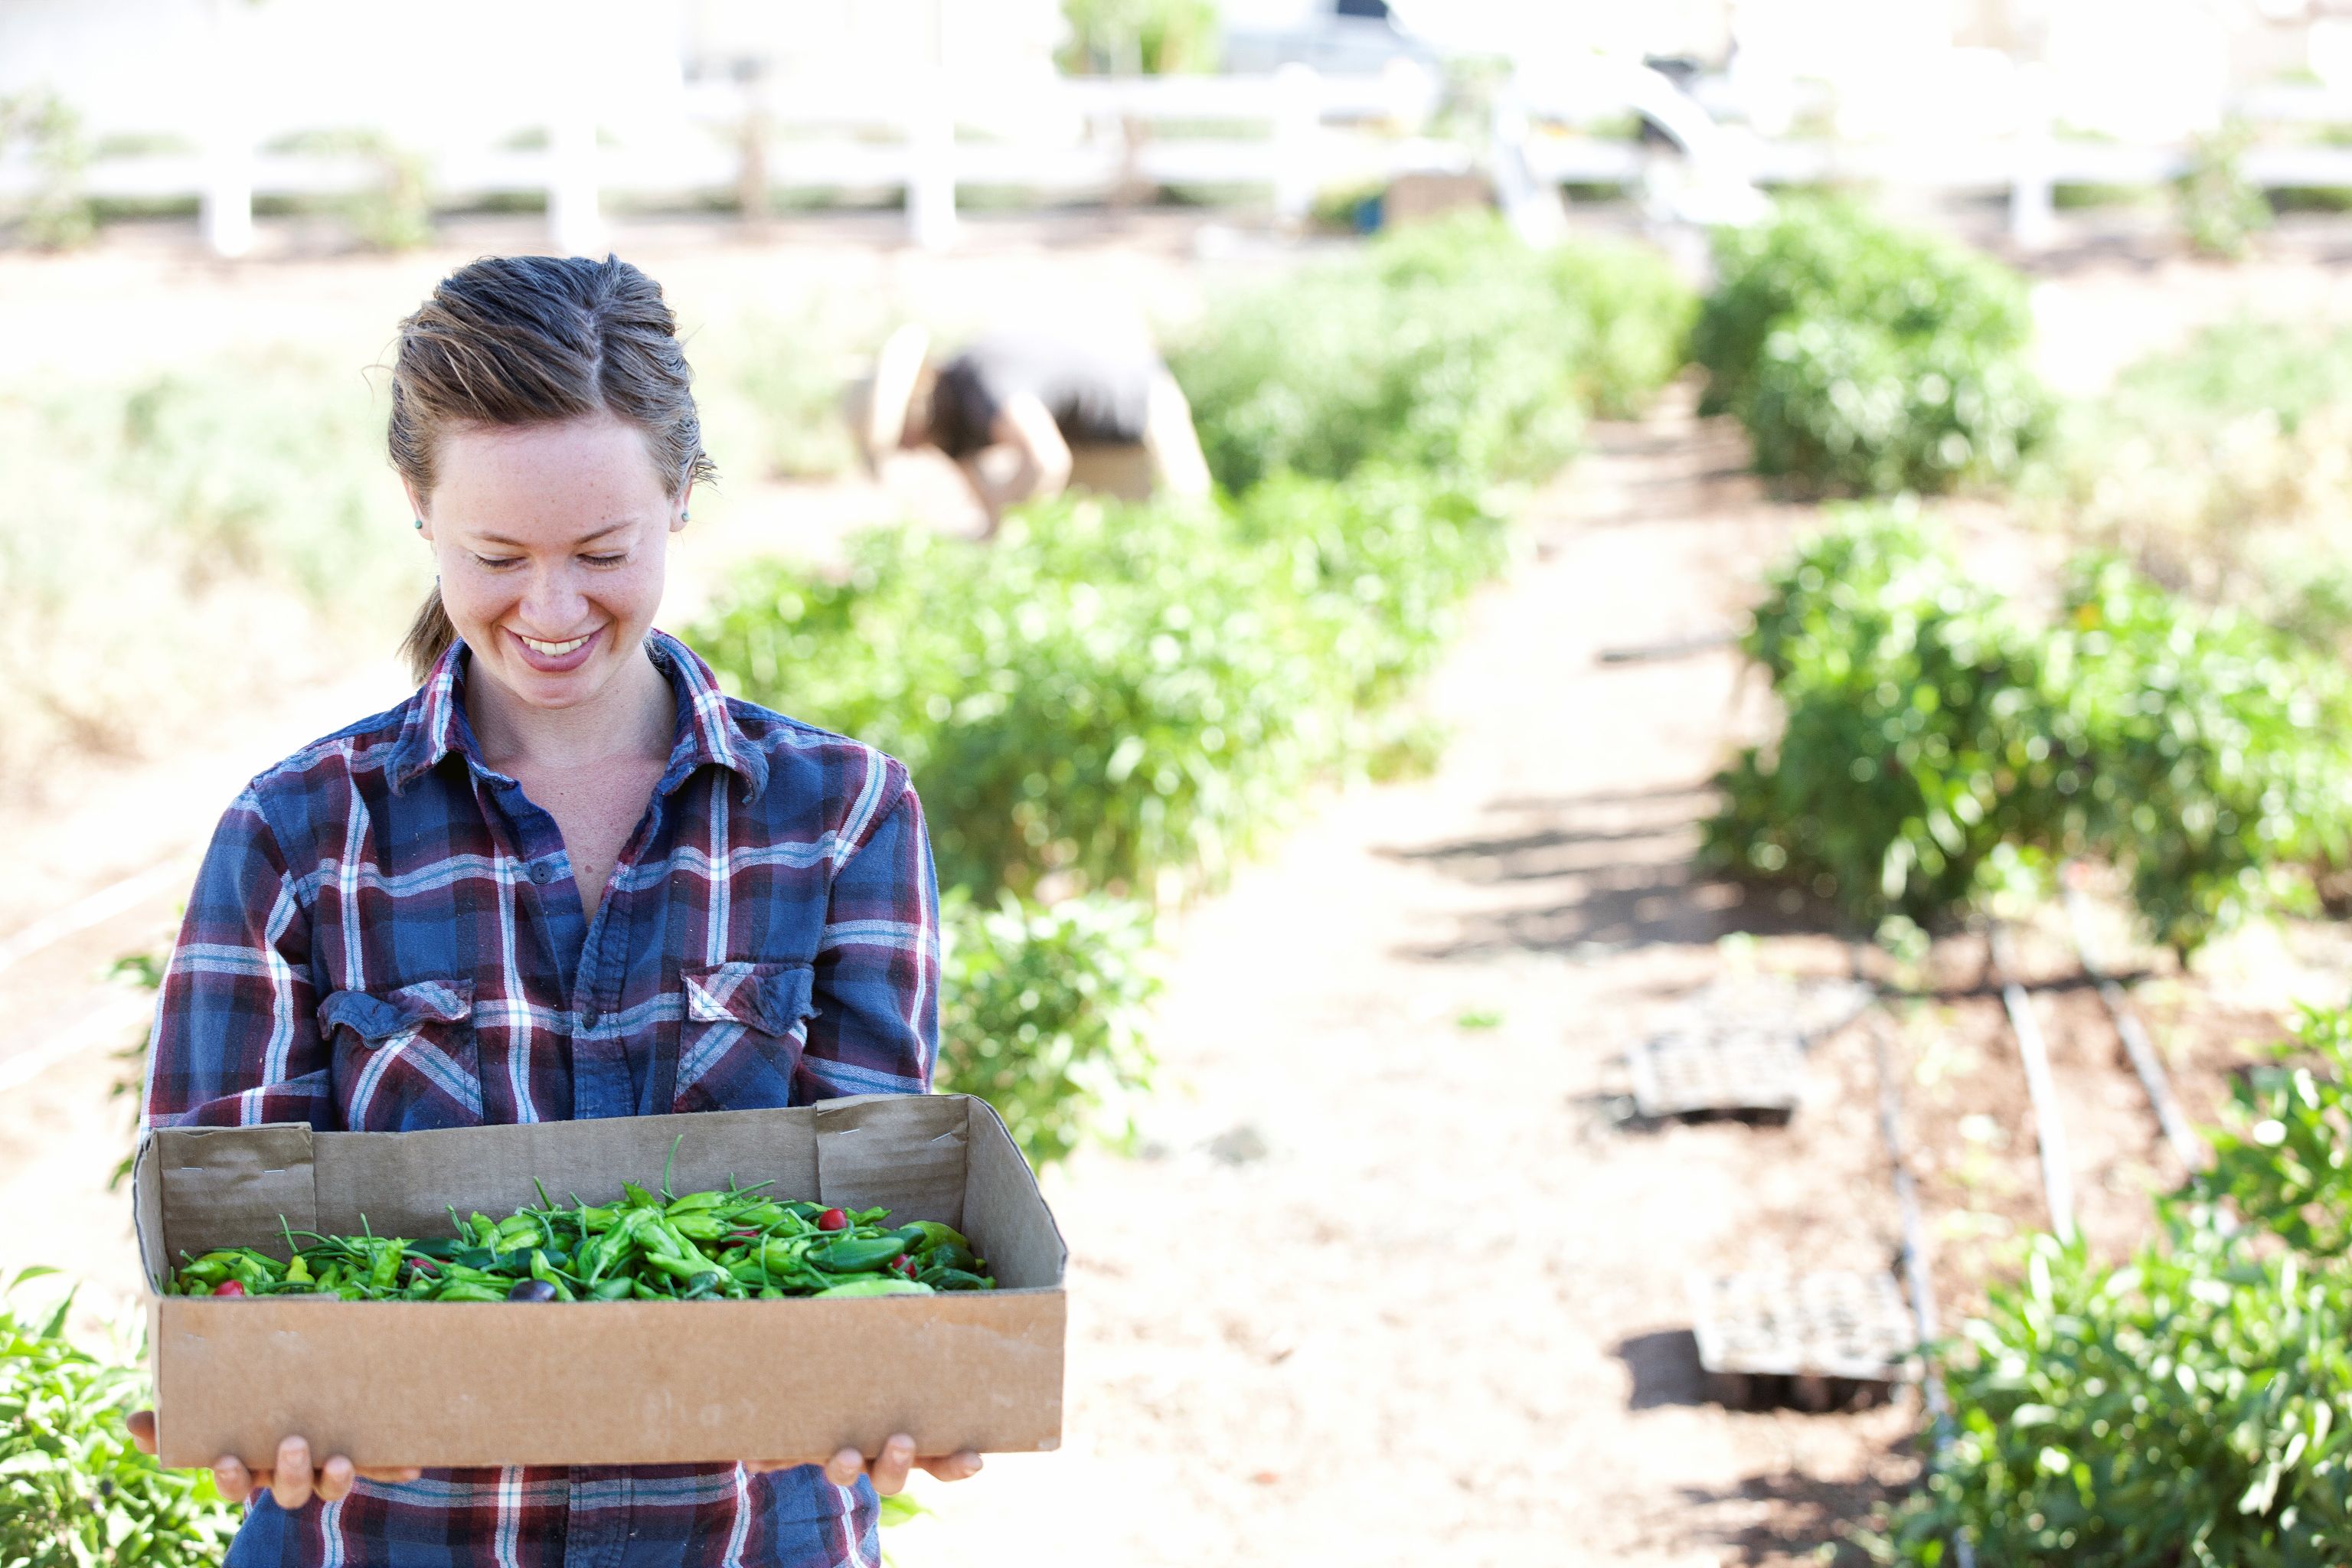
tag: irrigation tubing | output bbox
[2059,874,2205,1172]
[1857,948,1976,1568]
[1986,920,2077,1243]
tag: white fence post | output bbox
[906,82,957,251]
[2010,62,2056,251]
[200,0,253,258]
[1492,83,1568,245]
[547,103,603,257]
[1272,62,1319,224]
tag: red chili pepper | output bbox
[890,1255,917,1279]
[410,1257,438,1273]
[727,1229,762,1242]
[211,1279,246,1298]
[816,1207,848,1233]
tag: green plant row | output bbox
[1886,1002,2352,1565]
[1692,199,2051,496]
[1702,506,2352,953]
[0,1269,237,1566]
[694,467,1508,1161]
[1169,211,1695,493]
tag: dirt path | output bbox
[888,392,1925,1568]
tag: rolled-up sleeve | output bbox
[795,782,940,1102]
[142,788,333,1130]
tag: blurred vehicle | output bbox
[1220,0,1440,77]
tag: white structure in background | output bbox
[1512,53,1769,230]
[15,0,2352,257]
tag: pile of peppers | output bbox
[165,1177,995,1303]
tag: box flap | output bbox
[151,1123,317,1260]
[131,1132,165,1287]
[814,1093,972,1228]
[309,1110,827,1236]
[960,1098,1068,1289]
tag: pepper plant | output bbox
[1692,199,2050,495]
[1890,1001,2352,1564]
[0,1269,237,1567]
[1705,506,2352,952]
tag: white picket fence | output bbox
[17,57,2352,256]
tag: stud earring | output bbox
[413,518,424,531]
[681,509,691,522]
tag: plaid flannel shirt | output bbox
[142,629,941,1567]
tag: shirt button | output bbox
[528,862,554,885]
[580,1009,602,1031]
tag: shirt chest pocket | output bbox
[673,961,817,1113]
[319,980,481,1131]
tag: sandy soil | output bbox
[2,210,2349,1564]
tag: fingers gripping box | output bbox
[132,1094,1066,1468]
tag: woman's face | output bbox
[412,413,688,713]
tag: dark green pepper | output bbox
[812,1234,908,1273]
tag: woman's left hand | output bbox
[746,1433,981,1494]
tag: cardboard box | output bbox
[132,1093,1065,1469]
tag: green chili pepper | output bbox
[436,1282,506,1303]
[368,1241,405,1291]
[900,1221,972,1255]
[492,1214,544,1252]
[811,1235,908,1273]
[528,1250,578,1302]
[589,1276,635,1301]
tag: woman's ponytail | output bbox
[400,583,459,684]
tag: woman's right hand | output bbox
[126,1411,422,1509]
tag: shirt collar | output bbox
[387,629,767,802]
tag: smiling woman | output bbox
[130,255,978,1566]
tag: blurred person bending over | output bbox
[851,322,1212,533]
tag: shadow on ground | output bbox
[1674,1460,1919,1567]
[1386,785,1848,959]
[1613,1328,1709,1410]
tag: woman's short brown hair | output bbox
[389,254,715,681]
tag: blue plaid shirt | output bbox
[143,629,941,1566]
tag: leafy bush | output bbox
[694,469,1506,903]
[1893,1003,2352,1565]
[0,1270,237,1566]
[1701,508,2045,926]
[696,468,1511,1158]
[2039,562,2352,953]
[938,892,1159,1166]
[1692,200,2050,495]
[1170,213,1694,493]
[1742,315,2050,495]
[1703,508,2352,952]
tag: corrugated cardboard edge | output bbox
[139,1095,1068,1465]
